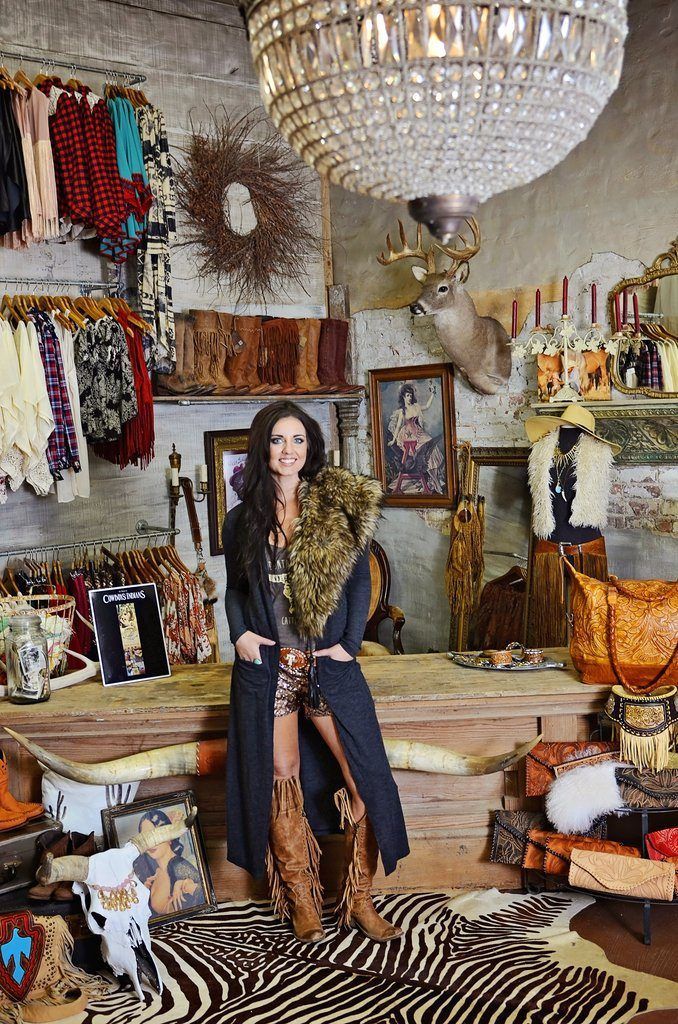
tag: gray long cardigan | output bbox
[222,469,410,880]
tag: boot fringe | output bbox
[265,843,290,921]
[268,777,324,922]
[333,788,360,928]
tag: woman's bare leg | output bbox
[310,714,366,821]
[273,711,301,779]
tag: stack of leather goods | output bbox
[156,312,361,397]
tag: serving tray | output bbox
[448,652,565,671]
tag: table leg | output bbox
[643,900,651,946]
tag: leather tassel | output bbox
[307,651,321,710]
[333,787,360,928]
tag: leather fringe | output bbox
[527,543,608,648]
[266,777,323,922]
[260,319,300,385]
[615,726,675,773]
[334,787,361,929]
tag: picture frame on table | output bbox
[102,790,216,928]
[204,429,249,556]
[369,363,457,507]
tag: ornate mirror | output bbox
[608,237,678,399]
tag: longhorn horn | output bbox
[132,809,197,855]
[5,727,541,781]
[38,852,89,886]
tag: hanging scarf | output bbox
[528,431,614,540]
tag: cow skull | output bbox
[38,813,196,1000]
[378,219,512,395]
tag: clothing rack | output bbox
[0,524,180,563]
[0,46,146,86]
[0,277,121,296]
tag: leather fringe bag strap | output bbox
[563,560,678,692]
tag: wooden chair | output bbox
[360,540,406,656]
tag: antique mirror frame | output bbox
[607,236,678,399]
[449,445,531,653]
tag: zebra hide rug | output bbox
[79,889,678,1024]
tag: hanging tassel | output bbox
[333,788,361,928]
[307,649,321,710]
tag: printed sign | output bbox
[89,584,170,687]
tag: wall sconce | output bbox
[168,445,210,531]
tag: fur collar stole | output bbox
[287,467,383,640]
[528,431,613,539]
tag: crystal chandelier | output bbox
[244,0,627,240]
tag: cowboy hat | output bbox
[524,404,622,455]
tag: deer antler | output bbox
[436,217,481,283]
[377,220,437,275]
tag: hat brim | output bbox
[524,415,622,456]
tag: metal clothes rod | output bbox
[0,527,180,562]
[0,46,146,86]
[0,278,120,296]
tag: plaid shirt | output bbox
[77,87,127,240]
[30,311,81,478]
[38,79,92,226]
[639,340,664,391]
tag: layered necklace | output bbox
[552,440,580,498]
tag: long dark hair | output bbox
[239,402,326,578]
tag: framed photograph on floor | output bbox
[204,429,249,555]
[102,790,216,927]
[369,364,457,507]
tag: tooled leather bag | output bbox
[490,810,548,866]
[563,561,678,693]
[569,848,676,901]
[617,767,678,810]
[522,829,638,876]
[525,740,619,797]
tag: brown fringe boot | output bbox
[334,788,403,942]
[266,776,325,943]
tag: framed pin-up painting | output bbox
[204,429,249,555]
[369,364,457,507]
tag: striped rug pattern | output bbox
[81,889,678,1024]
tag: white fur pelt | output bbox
[528,432,614,539]
[545,761,627,834]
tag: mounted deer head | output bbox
[378,219,511,395]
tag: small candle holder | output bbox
[168,445,211,519]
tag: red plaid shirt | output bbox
[30,311,81,478]
[38,79,91,226]
[76,87,127,240]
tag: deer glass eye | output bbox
[438,285,449,294]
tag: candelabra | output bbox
[168,445,210,534]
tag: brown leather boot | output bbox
[224,318,251,392]
[318,319,353,392]
[233,316,272,394]
[266,776,325,943]
[295,320,323,393]
[261,319,299,394]
[334,788,403,942]
[53,831,96,901]
[28,828,70,900]
[0,749,42,822]
[191,310,235,394]
[156,315,214,395]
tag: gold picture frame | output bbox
[204,429,249,556]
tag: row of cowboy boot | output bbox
[266,777,402,945]
[156,313,355,397]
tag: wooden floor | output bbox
[571,899,678,1023]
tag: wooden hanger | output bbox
[14,64,33,91]
[0,63,19,92]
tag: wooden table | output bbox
[0,653,609,900]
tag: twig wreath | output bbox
[176,110,320,303]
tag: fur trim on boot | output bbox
[545,761,627,834]
[288,468,383,641]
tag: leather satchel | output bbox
[522,829,639,876]
[563,561,678,693]
[490,810,548,866]
[617,767,678,810]
[569,848,676,901]
[525,740,619,797]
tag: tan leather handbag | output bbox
[569,848,676,901]
[564,561,678,693]
[522,829,639,876]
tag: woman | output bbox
[135,809,204,916]
[388,381,444,494]
[223,402,409,944]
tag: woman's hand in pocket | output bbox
[314,643,353,662]
[235,631,275,663]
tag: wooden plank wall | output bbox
[0,1,332,659]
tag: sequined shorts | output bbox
[274,647,331,719]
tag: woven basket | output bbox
[0,594,76,681]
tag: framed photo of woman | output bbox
[204,428,250,556]
[102,790,216,927]
[369,364,457,507]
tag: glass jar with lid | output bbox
[5,613,51,704]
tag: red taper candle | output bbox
[614,293,622,332]
[622,288,628,325]
[633,292,640,333]
[562,276,568,316]
[511,299,518,339]
[591,283,597,323]
[535,288,541,327]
